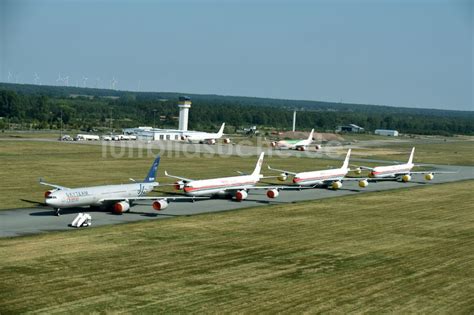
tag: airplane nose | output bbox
[45,198,59,207]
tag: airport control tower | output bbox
[178,96,192,131]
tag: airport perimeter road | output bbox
[1,164,472,238]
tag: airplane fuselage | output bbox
[369,163,414,178]
[45,182,157,208]
[184,132,221,142]
[183,175,259,196]
[275,139,310,150]
[293,168,348,185]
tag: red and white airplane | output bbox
[355,147,452,182]
[268,149,368,189]
[165,153,287,200]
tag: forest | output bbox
[0,83,472,135]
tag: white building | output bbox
[374,129,399,136]
[123,96,204,141]
[178,96,191,131]
[123,126,183,141]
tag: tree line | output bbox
[0,84,473,136]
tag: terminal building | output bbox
[123,96,205,141]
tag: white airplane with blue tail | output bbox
[41,156,192,216]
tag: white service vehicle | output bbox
[70,213,92,228]
[75,134,100,141]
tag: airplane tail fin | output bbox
[216,123,225,138]
[342,149,351,169]
[144,156,160,183]
[307,129,314,141]
[251,152,265,177]
[408,147,415,164]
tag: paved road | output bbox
[1,164,472,238]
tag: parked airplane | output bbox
[41,156,190,216]
[268,149,368,189]
[353,147,453,182]
[165,152,288,200]
[182,123,230,144]
[271,129,315,151]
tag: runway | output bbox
[1,163,472,238]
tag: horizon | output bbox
[0,0,472,111]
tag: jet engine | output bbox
[174,181,185,190]
[297,147,305,151]
[152,200,169,211]
[113,201,130,214]
[315,144,321,150]
[271,141,277,147]
[331,181,342,190]
[277,173,287,181]
[207,139,216,145]
[235,190,248,201]
[266,189,279,198]
[402,174,412,182]
[358,179,369,188]
[354,167,362,175]
[223,138,231,144]
[425,173,434,180]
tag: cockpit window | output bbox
[46,195,57,199]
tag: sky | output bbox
[0,0,472,111]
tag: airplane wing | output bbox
[39,178,69,190]
[247,185,311,190]
[267,165,298,176]
[164,171,195,182]
[354,166,375,171]
[409,171,457,175]
[100,196,209,202]
[340,177,368,181]
[221,185,314,193]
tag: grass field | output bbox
[0,137,470,209]
[0,140,356,210]
[0,131,64,139]
[0,180,473,313]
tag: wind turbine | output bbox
[34,72,40,85]
[111,77,117,90]
[82,76,88,88]
[64,75,69,87]
[7,71,12,82]
[56,73,64,85]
